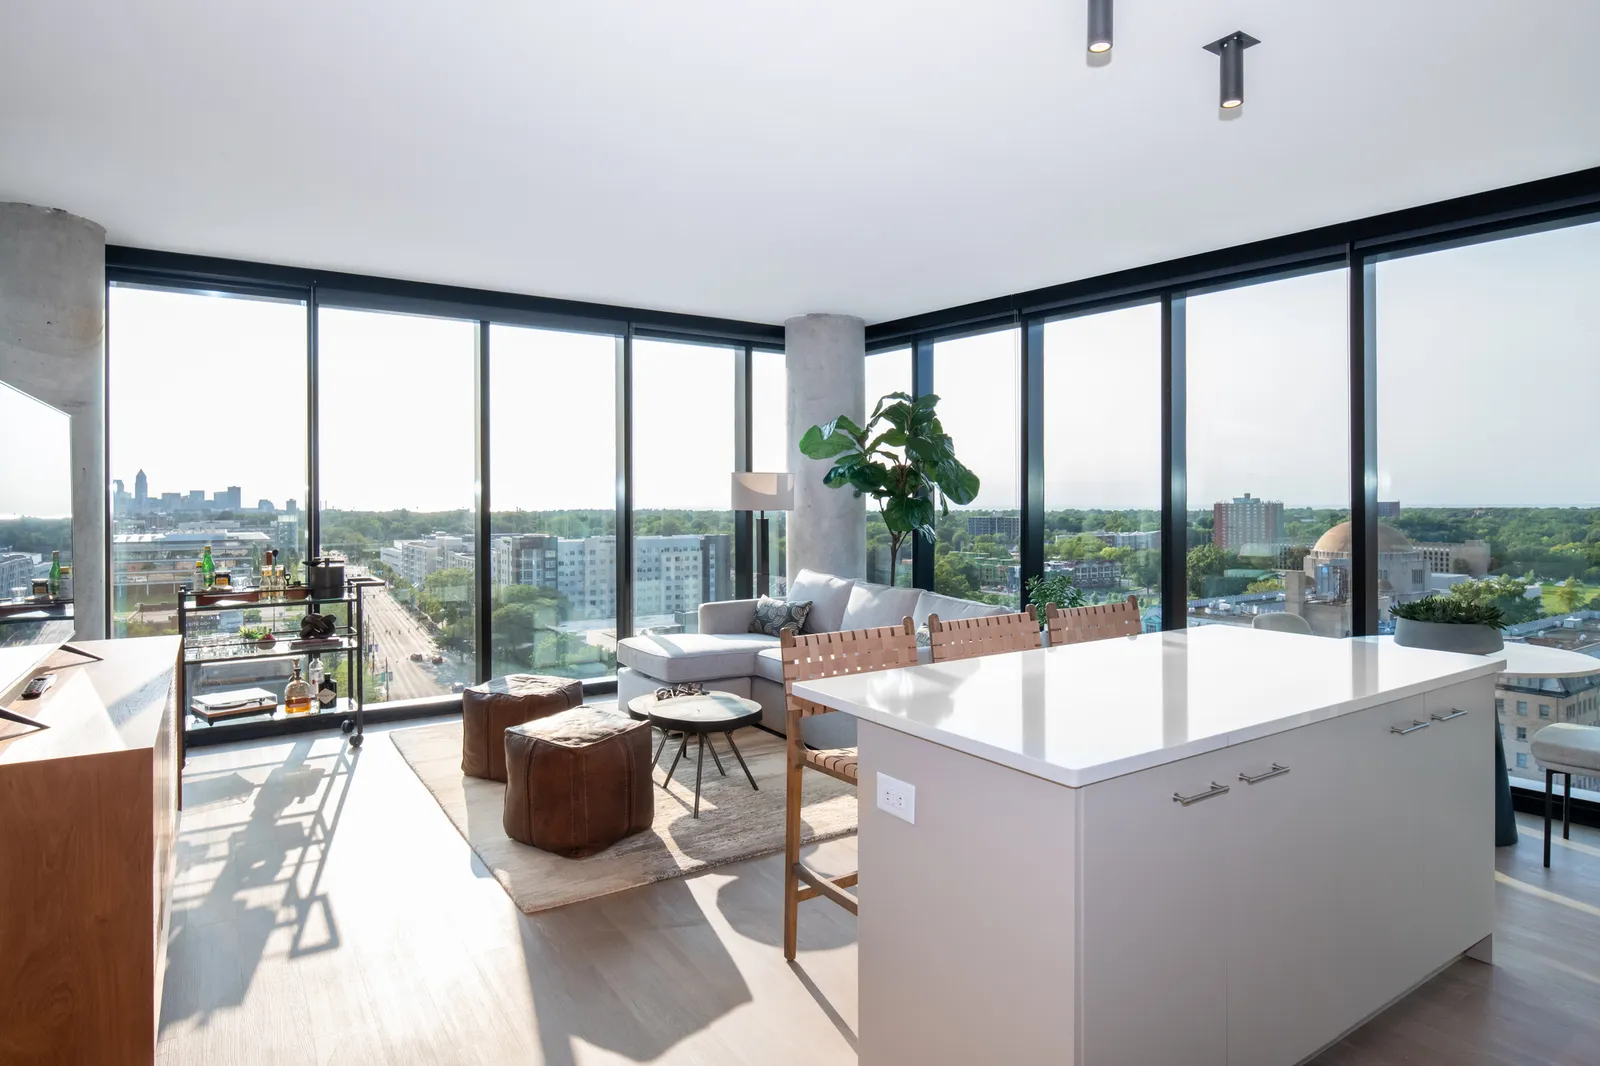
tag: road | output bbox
[352,570,469,701]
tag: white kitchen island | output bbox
[793,625,1505,1066]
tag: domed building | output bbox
[1306,520,1428,599]
[1280,520,1430,638]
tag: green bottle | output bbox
[200,545,216,589]
[48,551,62,600]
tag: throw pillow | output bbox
[749,597,813,637]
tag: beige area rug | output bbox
[391,711,857,913]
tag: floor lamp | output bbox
[731,472,794,598]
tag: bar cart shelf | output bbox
[176,582,377,750]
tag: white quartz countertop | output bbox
[793,626,1506,787]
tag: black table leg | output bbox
[725,730,759,791]
[1544,769,1554,867]
[652,729,670,769]
[664,735,689,785]
[704,732,727,776]
[1564,771,1572,840]
[693,732,706,818]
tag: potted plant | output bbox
[1026,572,1086,627]
[238,625,277,651]
[1390,596,1505,654]
[798,392,979,588]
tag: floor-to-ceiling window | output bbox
[863,346,914,586]
[1185,270,1350,632]
[318,307,477,701]
[488,324,619,680]
[931,329,1021,607]
[750,347,789,596]
[107,285,308,637]
[1042,304,1162,628]
[631,339,736,633]
[1378,218,1600,790]
[0,380,73,646]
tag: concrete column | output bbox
[786,314,866,580]
[0,203,107,638]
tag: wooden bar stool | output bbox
[927,605,1042,662]
[778,617,918,960]
[1046,593,1143,646]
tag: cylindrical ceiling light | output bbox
[1203,31,1259,109]
[1087,0,1112,54]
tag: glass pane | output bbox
[489,324,618,681]
[631,339,736,633]
[750,348,788,596]
[0,382,73,645]
[1042,304,1162,630]
[864,347,913,585]
[933,329,1021,608]
[108,286,308,638]
[318,307,477,702]
[1377,219,1600,792]
[1186,270,1350,631]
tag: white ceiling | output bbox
[3,1,1599,326]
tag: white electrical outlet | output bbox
[876,772,916,825]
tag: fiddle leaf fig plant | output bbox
[798,392,979,588]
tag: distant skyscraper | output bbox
[217,486,243,511]
[257,499,276,513]
[134,469,148,512]
[285,499,298,514]
[1212,493,1285,553]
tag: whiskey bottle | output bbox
[285,662,314,715]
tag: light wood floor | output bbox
[161,719,1600,1066]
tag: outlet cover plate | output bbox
[876,772,916,825]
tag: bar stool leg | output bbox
[1563,771,1572,840]
[1544,769,1554,868]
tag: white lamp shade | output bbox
[731,471,794,511]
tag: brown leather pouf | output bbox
[502,707,654,858]
[460,674,583,782]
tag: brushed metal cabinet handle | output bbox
[1173,782,1230,806]
[1430,709,1470,723]
[1390,719,1431,736]
[1239,763,1290,785]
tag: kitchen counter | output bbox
[795,623,1505,786]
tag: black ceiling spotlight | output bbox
[1202,31,1259,109]
[1087,0,1112,54]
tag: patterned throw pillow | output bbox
[749,597,813,636]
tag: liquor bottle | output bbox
[261,549,275,596]
[48,552,62,600]
[285,662,314,715]
[200,545,216,589]
[194,561,204,595]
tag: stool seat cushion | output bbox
[1530,723,1600,773]
[461,673,583,782]
[502,707,654,858]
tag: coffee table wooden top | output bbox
[627,692,762,731]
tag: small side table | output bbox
[626,692,762,817]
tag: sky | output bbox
[0,380,71,517]
[42,217,1600,527]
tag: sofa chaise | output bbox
[616,568,1012,749]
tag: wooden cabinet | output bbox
[0,637,180,1066]
[1077,683,1494,1066]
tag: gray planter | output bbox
[1393,617,1504,654]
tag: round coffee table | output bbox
[626,692,762,817]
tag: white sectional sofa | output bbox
[616,568,1012,748]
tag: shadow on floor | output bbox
[159,738,358,1032]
